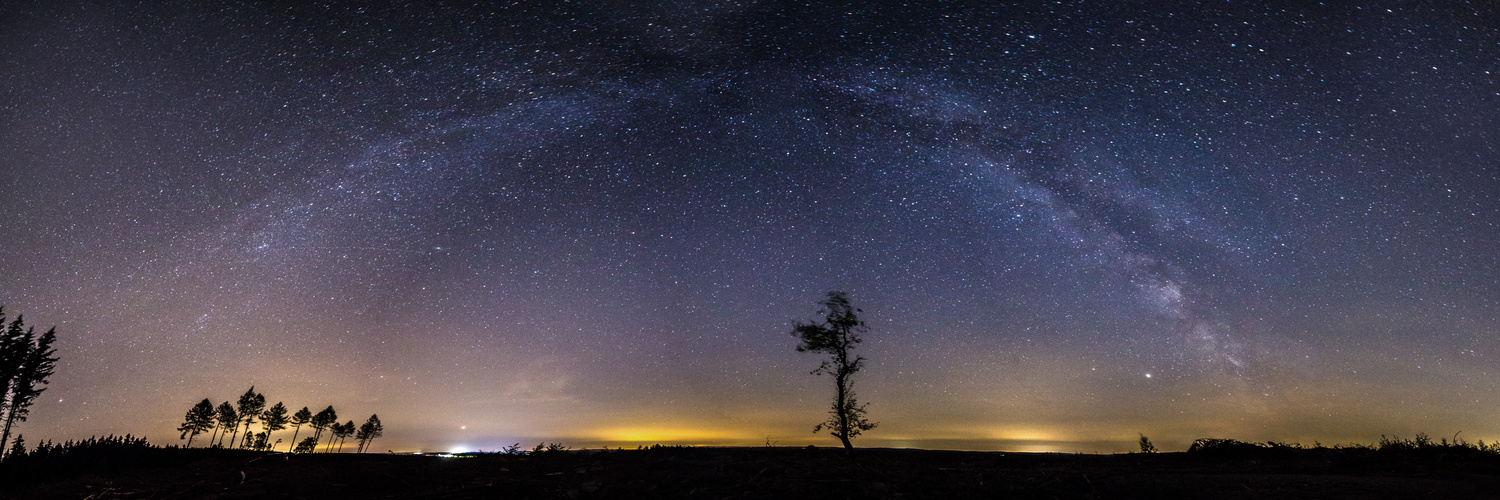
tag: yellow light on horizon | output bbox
[993,428,1061,442]
[593,426,749,445]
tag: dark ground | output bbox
[6,445,1500,499]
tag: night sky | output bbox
[2,1,1498,453]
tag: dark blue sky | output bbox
[2,1,1497,452]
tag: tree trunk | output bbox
[0,400,22,456]
[0,409,10,460]
[287,427,300,452]
[834,369,852,454]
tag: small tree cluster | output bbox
[355,414,383,453]
[177,388,383,453]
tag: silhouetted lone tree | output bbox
[1139,434,1157,454]
[310,405,337,452]
[214,402,237,447]
[791,291,876,453]
[0,309,58,458]
[178,399,216,447]
[261,402,289,449]
[356,414,382,453]
[233,387,265,449]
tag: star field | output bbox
[2,1,1498,452]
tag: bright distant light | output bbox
[1145,373,1152,378]
[450,445,468,454]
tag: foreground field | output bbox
[7,445,1500,499]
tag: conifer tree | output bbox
[333,420,355,452]
[261,402,289,448]
[178,399,216,447]
[0,313,26,438]
[356,414,383,453]
[0,310,58,457]
[214,402,238,447]
[6,434,22,460]
[205,402,222,446]
[310,406,337,452]
[286,406,313,452]
[232,387,265,449]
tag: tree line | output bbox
[178,292,870,455]
[0,294,865,457]
[176,387,381,453]
[0,308,59,460]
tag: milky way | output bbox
[2,1,1498,452]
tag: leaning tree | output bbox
[310,406,337,452]
[261,402,289,449]
[791,291,876,454]
[286,406,313,452]
[178,399,216,447]
[332,420,355,452]
[356,414,383,453]
[232,387,265,449]
[0,310,59,457]
[213,402,238,447]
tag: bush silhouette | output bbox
[293,436,317,454]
